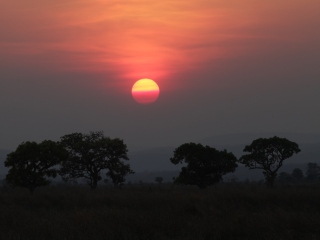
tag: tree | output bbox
[239,136,301,187]
[277,172,293,184]
[59,131,133,189]
[306,163,320,181]
[155,176,163,184]
[170,143,237,189]
[291,168,304,182]
[106,159,134,188]
[5,140,66,193]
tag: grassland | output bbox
[1,183,320,240]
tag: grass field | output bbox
[1,183,320,240]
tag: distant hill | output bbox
[125,170,179,184]
[200,132,320,146]
[129,146,179,172]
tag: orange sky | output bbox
[1,0,320,151]
[2,0,319,92]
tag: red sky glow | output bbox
[0,0,319,150]
[3,0,319,91]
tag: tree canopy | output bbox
[291,168,304,182]
[170,143,238,189]
[306,163,320,181]
[5,140,66,193]
[59,131,133,189]
[239,136,301,187]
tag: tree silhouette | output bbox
[277,172,293,184]
[239,136,301,187]
[291,168,304,182]
[170,143,237,189]
[306,163,320,181]
[5,140,66,193]
[59,131,133,189]
[107,159,134,189]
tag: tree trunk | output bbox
[90,180,97,189]
[265,171,277,187]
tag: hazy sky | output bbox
[1,0,319,151]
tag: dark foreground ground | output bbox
[0,183,320,240]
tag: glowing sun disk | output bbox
[132,78,160,104]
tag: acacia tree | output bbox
[277,172,293,184]
[239,136,301,187]
[306,163,320,181]
[170,143,238,189]
[5,140,67,193]
[59,131,133,189]
[106,156,134,188]
[291,168,304,182]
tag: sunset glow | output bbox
[0,0,319,152]
[132,79,160,104]
[3,0,319,93]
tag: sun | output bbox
[131,78,160,104]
